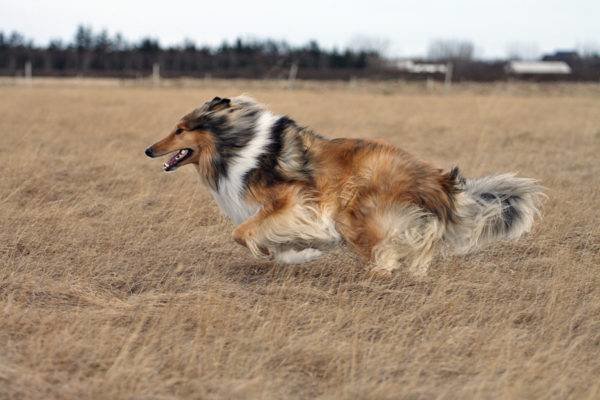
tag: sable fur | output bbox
[145,95,544,277]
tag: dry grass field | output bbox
[1,79,599,399]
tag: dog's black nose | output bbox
[144,147,154,157]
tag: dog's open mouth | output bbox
[163,148,192,171]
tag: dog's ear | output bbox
[207,97,231,112]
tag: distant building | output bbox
[505,61,572,76]
[394,60,448,74]
[542,51,580,65]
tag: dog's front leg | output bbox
[233,218,326,263]
[231,211,274,258]
[232,186,335,261]
[231,185,302,258]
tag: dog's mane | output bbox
[191,95,318,191]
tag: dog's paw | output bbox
[232,227,270,258]
[368,268,394,280]
[408,263,429,280]
[232,226,254,247]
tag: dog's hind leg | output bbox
[339,204,443,278]
[369,237,412,278]
[378,209,443,278]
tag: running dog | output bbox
[145,96,543,277]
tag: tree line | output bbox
[1,26,599,81]
[0,26,387,80]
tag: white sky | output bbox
[2,0,599,58]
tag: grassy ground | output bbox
[1,80,599,399]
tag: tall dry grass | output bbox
[1,80,599,399]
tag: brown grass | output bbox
[1,80,599,399]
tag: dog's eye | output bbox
[175,128,183,135]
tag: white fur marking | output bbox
[211,111,279,225]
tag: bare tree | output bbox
[427,39,474,61]
[74,25,94,72]
[577,40,600,58]
[347,34,390,56]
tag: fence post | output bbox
[288,62,298,89]
[445,62,453,88]
[24,61,32,85]
[152,63,160,86]
[426,77,435,90]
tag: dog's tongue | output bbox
[167,152,180,166]
[163,149,189,171]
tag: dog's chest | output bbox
[208,111,278,225]
[210,182,259,225]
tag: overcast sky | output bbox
[2,0,599,58]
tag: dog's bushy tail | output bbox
[444,171,544,254]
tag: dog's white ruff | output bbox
[211,111,279,225]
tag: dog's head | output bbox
[144,96,230,172]
[145,95,262,176]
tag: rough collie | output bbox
[145,96,543,277]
